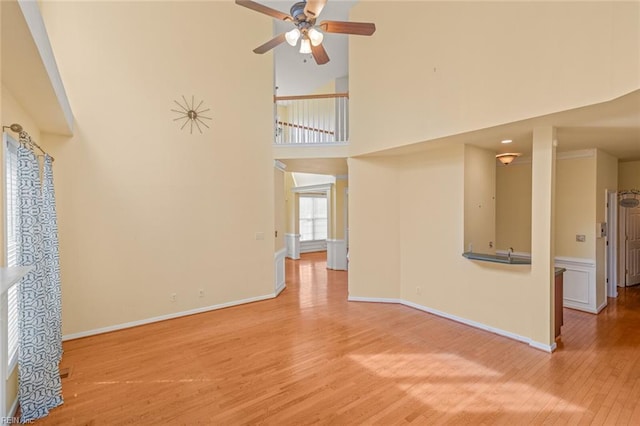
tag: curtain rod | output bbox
[2,123,55,162]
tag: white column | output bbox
[285,233,300,260]
[530,126,556,348]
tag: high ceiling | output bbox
[262,1,638,175]
[263,0,355,95]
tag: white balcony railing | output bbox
[274,93,348,144]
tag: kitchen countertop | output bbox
[462,252,531,265]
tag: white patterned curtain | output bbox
[17,143,63,422]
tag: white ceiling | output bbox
[292,172,337,187]
[262,0,355,95]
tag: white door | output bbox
[627,206,640,286]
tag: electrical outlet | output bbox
[576,234,586,242]
[416,287,422,295]
[255,232,265,240]
[489,241,493,248]
[198,289,204,298]
[170,293,177,302]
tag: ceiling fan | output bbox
[236,0,376,65]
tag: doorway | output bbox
[619,197,640,287]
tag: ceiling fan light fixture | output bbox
[308,27,324,46]
[299,37,312,54]
[285,28,301,46]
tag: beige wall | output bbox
[399,145,531,337]
[274,168,285,251]
[333,178,348,240]
[39,1,274,335]
[284,172,298,235]
[464,145,496,254]
[350,142,556,347]
[348,157,400,299]
[595,150,618,306]
[555,156,596,259]
[619,161,640,190]
[495,162,532,253]
[350,1,640,156]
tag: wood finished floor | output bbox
[36,252,640,425]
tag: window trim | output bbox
[299,194,328,242]
[3,133,19,376]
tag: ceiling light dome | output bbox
[285,28,301,46]
[308,28,324,46]
[496,153,521,165]
[299,37,312,54]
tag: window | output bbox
[299,195,327,241]
[4,136,19,371]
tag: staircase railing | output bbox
[274,93,348,144]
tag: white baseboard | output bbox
[62,293,277,341]
[8,396,18,418]
[556,257,597,313]
[300,240,327,253]
[285,234,300,260]
[596,300,607,313]
[327,239,348,271]
[275,248,286,296]
[347,296,401,304]
[348,297,556,353]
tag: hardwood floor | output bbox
[36,252,640,425]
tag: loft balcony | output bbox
[274,93,349,145]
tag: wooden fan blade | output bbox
[319,21,376,36]
[235,0,293,21]
[311,43,330,65]
[304,0,327,18]
[253,33,286,54]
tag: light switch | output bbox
[255,232,265,240]
[576,234,586,242]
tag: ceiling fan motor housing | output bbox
[290,2,309,22]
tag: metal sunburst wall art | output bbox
[172,96,212,134]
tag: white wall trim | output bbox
[348,297,556,353]
[300,239,327,253]
[556,257,597,313]
[274,142,349,148]
[596,300,608,314]
[556,149,596,161]
[274,248,286,296]
[62,293,277,341]
[292,183,334,193]
[347,296,401,304]
[494,252,599,314]
[327,239,348,270]
[554,256,596,267]
[285,233,300,259]
[18,0,74,133]
[8,396,18,419]
[274,160,287,171]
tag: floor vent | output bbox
[60,367,71,379]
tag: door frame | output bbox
[606,190,617,297]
